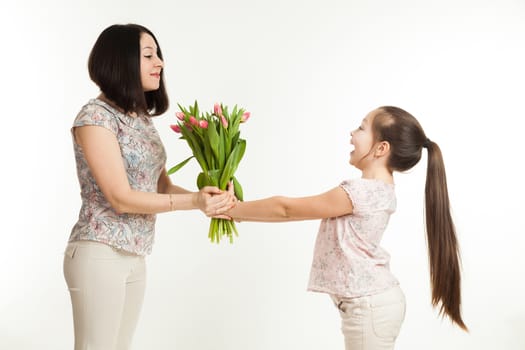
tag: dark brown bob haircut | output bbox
[88,24,169,116]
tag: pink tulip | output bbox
[189,116,198,126]
[214,103,223,116]
[221,115,228,128]
[241,111,251,123]
[175,112,185,121]
[199,120,209,128]
[170,124,181,133]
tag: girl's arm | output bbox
[226,186,353,222]
[75,125,234,215]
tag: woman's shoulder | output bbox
[73,98,121,133]
[79,98,120,117]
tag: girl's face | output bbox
[140,33,164,92]
[349,110,377,169]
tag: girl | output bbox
[225,106,467,349]
[64,24,235,350]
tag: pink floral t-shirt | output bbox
[307,178,399,298]
[68,99,167,256]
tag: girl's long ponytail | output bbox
[424,141,468,331]
[374,106,468,330]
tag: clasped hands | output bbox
[194,182,237,219]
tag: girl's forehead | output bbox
[364,109,379,123]
[362,113,373,124]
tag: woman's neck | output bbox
[97,93,138,117]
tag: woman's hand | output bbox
[193,186,237,217]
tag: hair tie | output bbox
[423,138,431,148]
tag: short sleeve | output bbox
[339,180,362,214]
[72,103,119,135]
[340,179,396,215]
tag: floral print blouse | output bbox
[307,178,399,298]
[68,99,167,256]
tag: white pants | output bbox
[331,286,406,350]
[63,240,146,350]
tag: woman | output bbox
[63,24,235,350]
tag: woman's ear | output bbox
[375,141,390,157]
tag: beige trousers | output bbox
[63,240,146,350]
[331,286,406,350]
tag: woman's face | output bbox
[140,33,164,92]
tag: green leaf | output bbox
[202,134,215,170]
[197,172,206,189]
[177,103,190,118]
[167,156,194,175]
[232,176,243,201]
[233,139,247,166]
[231,131,241,147]
[219,139,246,189]
[207,121,220,165]
[205,169,221,187]
[231,105,238,121]
[185,131,209,172]
[193,100,199,118]
[229,106,243,136]
[218,125,226,167]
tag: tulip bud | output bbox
[199,120,209,128]
[241,111,251,123]
[175,112,185,121]
[214,103,223,116]
[170,124,181,133]
[189,116,199,126]
[221,115,228,128]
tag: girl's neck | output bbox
[361,168,394,184]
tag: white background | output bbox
[1,0,524,349]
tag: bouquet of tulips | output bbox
[168,101,250,243]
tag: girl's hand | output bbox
[215,182,240,221]
[194,186,236,217]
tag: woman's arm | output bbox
[75,125,234,215]
[226,186,354,222]
[157,168,192,195]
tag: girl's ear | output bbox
[375,141,390,157]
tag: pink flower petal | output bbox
[214,103,223,116]
[221,116,228,128]
[189,116,199,126]
[170,124,181,133]
[241,111,251,123]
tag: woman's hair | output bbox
[372,106,468,331]
[88,24,169,116]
